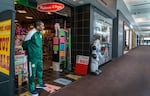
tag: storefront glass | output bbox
[93,11,112,64]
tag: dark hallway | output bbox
[50,46,150,96]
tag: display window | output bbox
[93,11,112,64]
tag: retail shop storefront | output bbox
[14,0,74,95]
[1,0,74,95]
[0,0,117,95]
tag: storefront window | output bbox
[93,11,112,64]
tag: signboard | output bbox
[75,55,89,75]
[37,2,65,12]
[76,55,89,65]
[0,19,11,75]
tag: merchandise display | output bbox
[94,12,112,63]
[14,3,72,95]
[42,29,54,68]
[52,23,71,71]
[90,34,103,75]
[15,23,28,87]
[90,11,112,74]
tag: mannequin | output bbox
[90,34,104,75]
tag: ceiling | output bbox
[15,3,71,24]
[15,0,150,37]
[62,0,150,37]
[15,4,64,23]
[123,0,150,37]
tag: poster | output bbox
[0,19,11,75]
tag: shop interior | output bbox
[124,25,130,54]
[14,2,75,95]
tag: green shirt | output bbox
[22,31,42,59]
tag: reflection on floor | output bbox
[15,69,82,96]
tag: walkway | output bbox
[50,46,150,96]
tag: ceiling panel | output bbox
[123,0,150,35]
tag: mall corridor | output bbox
[50,46,150,96]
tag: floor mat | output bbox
[53,78,72,85]
[20,91,31,96]
[66,74,82,80]
[44,84,61,93]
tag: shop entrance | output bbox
[14,2,72,95]
[124,25,130,54]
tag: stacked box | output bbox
[15,55,28,87]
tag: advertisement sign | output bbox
[76,55,89,65]
[0,19,11,75]
[37,2,65,12]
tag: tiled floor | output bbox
[15,68,76,96]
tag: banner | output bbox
[0,19,11,75]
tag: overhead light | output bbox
[141,26,150,29]
[14,1,17,4]
[73,0,77,1]
[17,10,27,14]
[15,20,18,22]
[135,18,145,23]
[42,30,46,34]
[47,12,52,15]
[25,16,33,19]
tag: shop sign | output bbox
[37,2,65,12]
[0,19,11,75]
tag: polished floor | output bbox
[16,46,150,96]
[51,46,150,96]
[15,69,75,96]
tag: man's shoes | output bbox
[36,84,47,89]
[30,90,39,96]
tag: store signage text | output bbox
[37,2,65,12]
[0,38,9,51]
[0,19,11,75]
[76,55,89,65]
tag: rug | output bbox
[44,84,61,93]
[66,74,82,80]
[53,78,72,85]
[20,91,31,96]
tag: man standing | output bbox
[22,21,46,95]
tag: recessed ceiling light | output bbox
[15,20,18,22]
[17,10,27,14]
[25,16,33,19]
[73,0,77,2]
[14,1,17,4]
[135,18,145,23]
[47,12,52,15]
